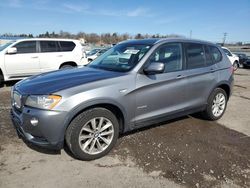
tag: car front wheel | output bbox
[66,108,119,160]
[202,88,227,120]
[233,61,238,71]
[0,74,4,87]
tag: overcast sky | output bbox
[0,0,250,42]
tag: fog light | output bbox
[30,117,39,126]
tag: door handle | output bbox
[176,75,185,79]
[210,68,215,73]
[57,55,63,57]
[31,56,38,58]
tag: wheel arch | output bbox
[209,82,231,101]
[65,100,127,137]
[59,61,77,69]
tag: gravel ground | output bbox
[0,69,250,188]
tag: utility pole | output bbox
[222,32,227,46]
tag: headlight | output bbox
[25,95,61,110]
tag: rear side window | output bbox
[209,46,222,63]
[14,41,36,54]
[40,41,59,52]
[59,41,76,52]
[185,43,206,69]
[204,45,213,65]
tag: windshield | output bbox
[88,43,152,72]
[87,49,101,56]
[0,41,15,51]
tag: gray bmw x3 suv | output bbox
[11,38,234,160]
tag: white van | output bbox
[0,38,88,85]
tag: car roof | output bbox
[14,38,79,42]
[119,38,216,46]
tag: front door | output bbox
[4,41,40,77]
[135,43,188,125]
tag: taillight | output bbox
[229,66,234,74]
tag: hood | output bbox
[15,67,124,94]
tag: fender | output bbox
[61,98,129,139]
[206,79,233,103]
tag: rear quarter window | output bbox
[59,41,76,52]
[209,46,222,63]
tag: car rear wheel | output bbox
[66,108,119,160]
[202,88,227,121]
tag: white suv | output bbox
[222,47,239,70]
[0,38,88,85]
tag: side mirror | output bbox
[6,47,17,54]
[144,62,165,75]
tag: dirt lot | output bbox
[0,69,250,188]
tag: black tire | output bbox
[66,108,119,161]
[233,61,238,71]
[202,88,228,121]
[60,64,74,69]
[0,73,4,88]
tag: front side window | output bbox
[14,41,36,54]
[40,41,59,52]
[88,43,151,72]
[148,43,182,73]
[185,43,206,69]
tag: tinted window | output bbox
[204,45,213,65]
[209,46,222,63]
[186,43,205,69]
[223,48,232,56]
[149,43,182,73]
[40,41,59,52]
[59,41,75,51]
[14,41,36,54]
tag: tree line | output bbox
[1,31,183,44]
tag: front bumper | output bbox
[10,106,68,150]
[242,61,250,67]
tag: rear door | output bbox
[183,43,218,109]
[38,41,63,72]
[135,43,188,124]
[4,41,40,77]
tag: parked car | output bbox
[11,38,233,160]
[241,56,250,68]
[221,47,239,70]
[0,38,88,86]
[87,48,110,62]
[234,53,248,67]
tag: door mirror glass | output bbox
[144,62,165,75]
[6,47,17,54]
